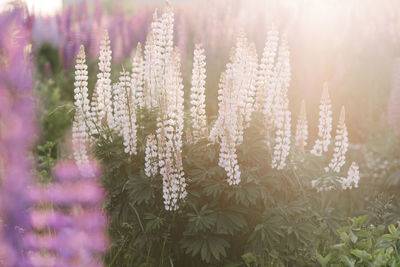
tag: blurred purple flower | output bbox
[0,6,36,266]
[27,160,107,266]
[30,0,153,67]
[32,16,60,48]
[0,6,108,266]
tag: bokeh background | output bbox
[3,0,397,145]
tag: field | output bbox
[0,0,399,266]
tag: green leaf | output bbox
[203,179,225,198]
[241,252,257,264]
[315,253,331,267]
[350,215,367,229]
[355,239,372,250]
[341,255,356,267]
[349,230,358,243]
[144,213,164,232]
[351,249,372,262]
[128,177,154,205]
[388,224,397,236]
[331,243,345,249]
[381,233,395,243]
[180,234,229,263]
[186,205,217,232]
[215,210,247,234]
[339,231,349,243]
[201,241,209,262]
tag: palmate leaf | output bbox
[225,182,259,207]
[203,178,226,198]
[215,209,247,235]
[144,212,165,232]
[286,221,316,246]
[248,212,285,250]
[180,233,230,262]
[186,205,217,232]
[128,175,155,205]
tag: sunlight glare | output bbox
[24,0,62,16]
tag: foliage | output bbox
[315,216,400,267]
[26,2,400,266]
[34,78,75,183]
[90,109,399,267]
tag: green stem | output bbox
[109,237,128,267]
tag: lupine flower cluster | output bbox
[72,4,188,211]
[269,39,292,170]
[147,5,187,210]
[295,100,308,149]
[255,27,279,113]
[71,2,363,211]
[210,32,258,185]
[340,162,360,190]
[209,71,242,185]
[156,49,187,210]
[311,161,359,192]
[145,134,159,177]
[131,43,145,109]
[311,83,333,156]
[93,31,113,129]
[190,44,208,141]
[326,106,348,173]
[72,109,91,173]
[115,70,137,155]
[72,46,92,173]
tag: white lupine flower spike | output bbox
[271,105,291,170]
[145,5,174,109]
[72,45,95,172]
[115,70,138,155]
[264,36,290,130]
[72,110,90,173]
[326,106,348,172]
[295,100,308,149]
[95,30,114,129]
[145,134,159,177]
[271,37,291,170]
[74,45,91,120]
[311,83,332,156]
[341,162,360,190]
[155,48,187,209]
[255,26,279,112]
[190,43,207,141]
[89,82,100,136]
[209,32,259,185]
[143,5,188,210]
[131,43,145,109]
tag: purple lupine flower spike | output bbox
[27,160,107,266]
[0,6,35,267]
